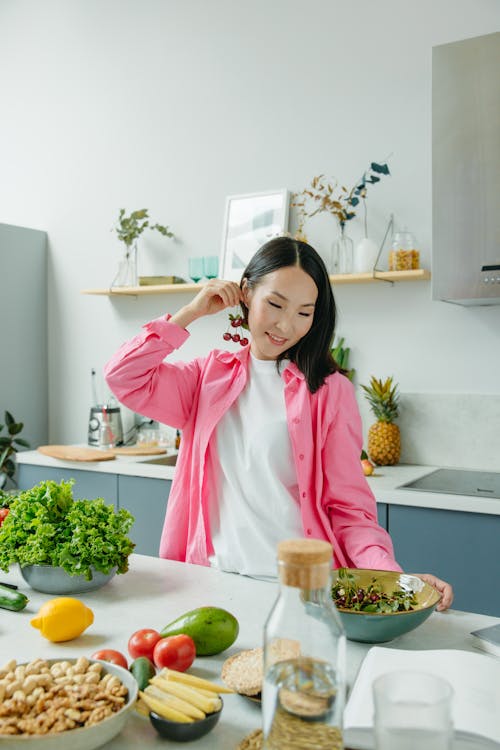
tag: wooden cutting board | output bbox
[111,445,167,456]
[37,445,116,461]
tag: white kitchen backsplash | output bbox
[357,393,500,472]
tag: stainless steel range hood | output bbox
[432,32,500,306]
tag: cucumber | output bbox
[0,583,28,611]
[160,606,239,656]
[129,656,156,690]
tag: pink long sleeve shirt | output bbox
[104,315,401,572]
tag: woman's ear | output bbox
[241,279,250,306]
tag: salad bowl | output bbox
[20,564,117,594]
[331,568,441,643]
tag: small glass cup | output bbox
[137,428,159,447]
[203,256,219,279]
[373,670,454,750]
[188,257,204,283]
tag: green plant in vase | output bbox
[112,208,174,287]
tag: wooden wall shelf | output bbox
[81,269,430,296]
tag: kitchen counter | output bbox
[16,450,500,515]
[1,554,498,749]
[366,464,500,516]
[16,448,178,481]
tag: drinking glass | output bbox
[203,255,219,279]
[373,670,454,750]
[188,257,204,283]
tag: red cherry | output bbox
[240,337,249,346]
[232,333,240,342]
[223,332,231,341]
[230,319,240,328]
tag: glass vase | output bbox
[329,237,339,274]
[112,242,138,287]
[333,224,353,274]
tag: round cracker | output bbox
[221,647,263,696]
[221,638,301,697]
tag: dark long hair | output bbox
[240,237,339,393]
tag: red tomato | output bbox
[0,508,9,526]
[91,649,128,669]
[153,635,196,672]
[128,628,162,661]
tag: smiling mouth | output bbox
[267,332,287,346]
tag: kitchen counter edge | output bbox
[15,451,500,515]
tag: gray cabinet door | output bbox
[0,223,48,449]
[377,502,388,530]
[117,476,171,557]
[388,504,500,617]
[17,465,118,508]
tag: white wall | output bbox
[0,0,499,460]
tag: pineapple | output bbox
[361,376,401,466]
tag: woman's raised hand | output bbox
[170,279,243,329]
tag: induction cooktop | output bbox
[398,468,500,499]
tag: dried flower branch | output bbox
[296,161,390,229]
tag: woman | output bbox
[105,237,453,609]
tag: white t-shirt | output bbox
[209,353,303,578]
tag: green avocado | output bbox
[160,606,239,656]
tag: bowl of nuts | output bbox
[331,568,441,643]
[0,656,138,749]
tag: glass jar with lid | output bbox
[262,539,346,750]
[389,230,420,271]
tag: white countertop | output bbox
[16,448,178,480]
[366,464,500,515]
[16,450,500,515]
[1,554,498,749]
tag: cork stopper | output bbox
[277,539,333,589]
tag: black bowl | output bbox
[149,700,223,742]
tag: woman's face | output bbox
[243,265,318,360]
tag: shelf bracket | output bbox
[371,214,395,285]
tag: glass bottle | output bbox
[262,539,346,750]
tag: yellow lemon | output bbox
[30,597,94,642]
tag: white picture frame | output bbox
[219,189,290,280]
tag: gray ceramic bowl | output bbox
[0,658,137,750]
[19,564,117,594]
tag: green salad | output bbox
[332,567,418,613]
[0,480,135,580]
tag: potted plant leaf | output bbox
[112,208,174,287]
[0,411,30,490]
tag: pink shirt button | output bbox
[306,528,312,535]
[299,454,304,460]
